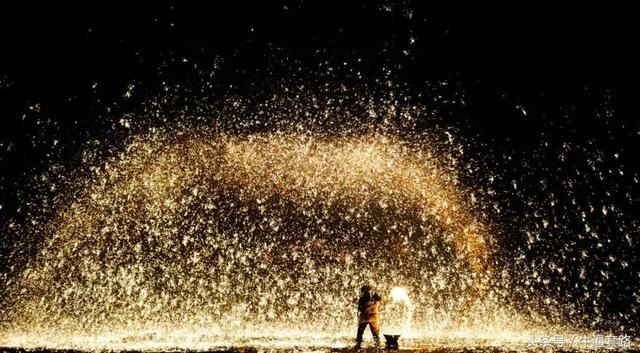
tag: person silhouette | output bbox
[355,284,382,347]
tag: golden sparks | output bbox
[0,131,592,350]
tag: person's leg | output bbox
[355,322,367,346]
[369,319,381,346]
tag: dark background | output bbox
[1,1,639,332]
[1,2,639,182]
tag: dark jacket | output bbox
[358,292,381,323]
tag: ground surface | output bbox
[1,346,640,353]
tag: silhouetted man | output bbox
[355,284,381,347]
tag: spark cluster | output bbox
[0,131,535,349]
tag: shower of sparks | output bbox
[0,130,558,349]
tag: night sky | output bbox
[2,3,640,190]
